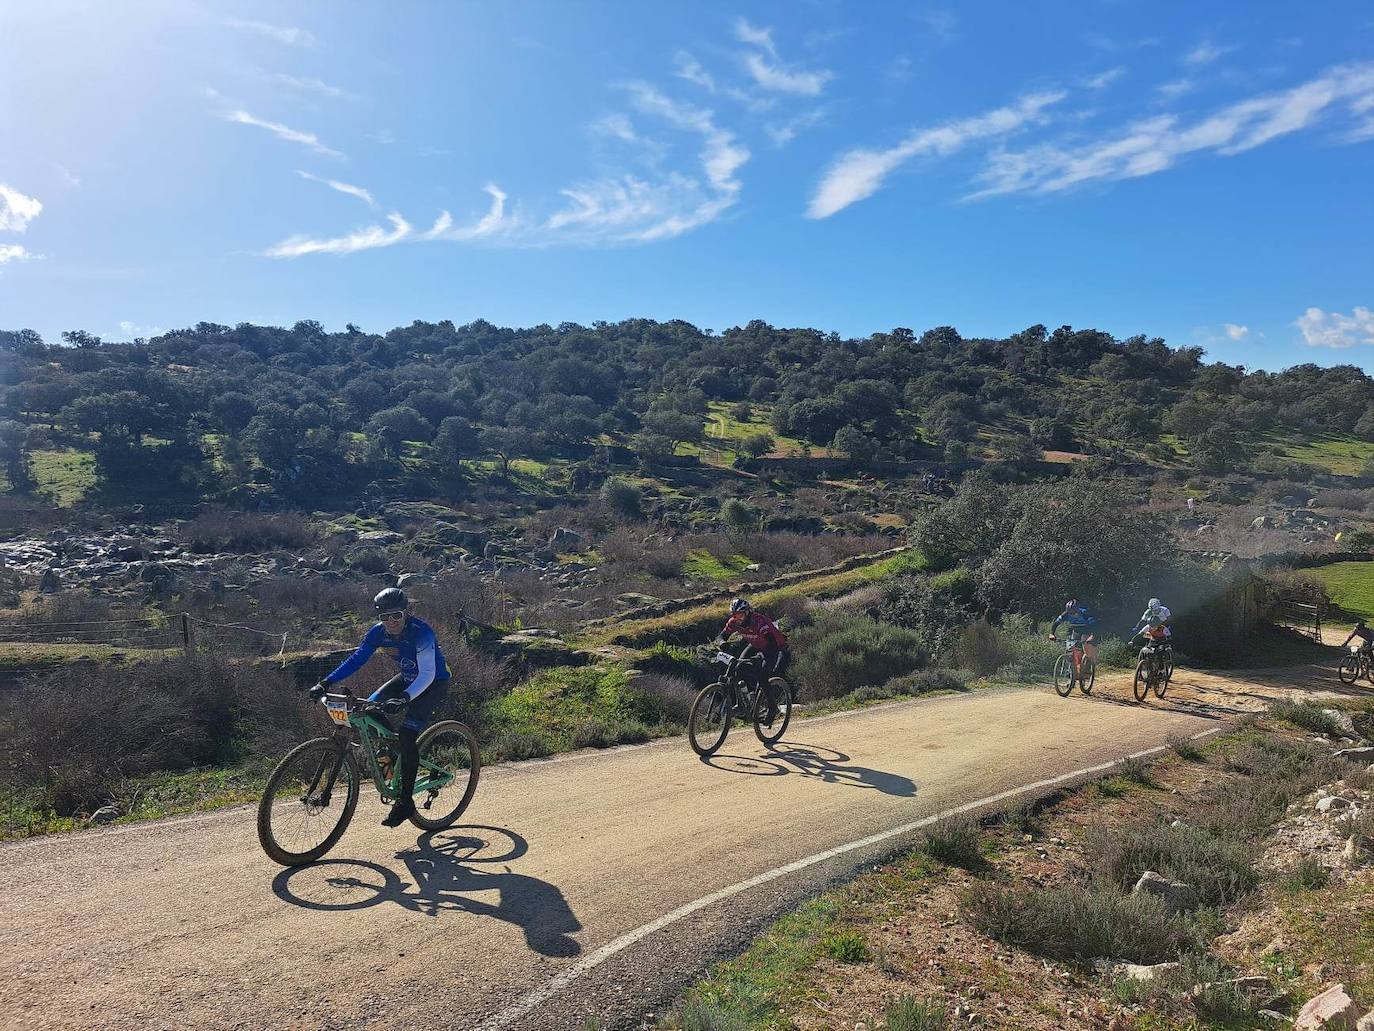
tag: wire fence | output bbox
[0,612,298,662]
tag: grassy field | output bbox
[28,447,96,506]
[681,548,754,581]
[682,401,830,463]
[1310,560,1374,622]
[1259,431,1374,476]
[0,642,180,674]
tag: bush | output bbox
[1114,755,1154,785]
[1088,819,1256,908]
[879,568,978,659]
[3,655,309,816]
[1281,856,1330,892]
[600,476,642,518]
[484,666,668,755]
[922,814,985,869]
[1267,698,1345,737]
[887,668,972,696]
[884,997,948,1031]
[1097,636,1135,669]
[719,498,755,534]
[632,672,698,726]
[961,882,1196,964]
[1166,733,1205,761]
[790,612,928,700]
[821,928,871,963]
[177,508,317,553]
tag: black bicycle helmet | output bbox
[730,597,751,615]
[373,587,408,614]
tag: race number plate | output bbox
[326,702,351,726]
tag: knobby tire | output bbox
[753,677,793,747]
[689,682,732,757]
[257,737,360,867]
[409,720,481,832]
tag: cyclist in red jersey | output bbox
[716,598,790,722]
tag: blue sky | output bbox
[1,1,1372,371]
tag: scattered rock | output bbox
[1132,870,1198,914]
[1095,959,1180,982]
[549,527,584,553]
[1316,795,1354,813]
[357,529,405,546]
[1335,746,1374,762]
[396,572,432,588]
[89,806,120,826]
[1357,1010,1374,1031]
[1295,983,1360,1030]
[1323,709,1358,736]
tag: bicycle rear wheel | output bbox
[257,737,359,867]
[1080,659,1096,696]
[753,677,793,747]
[410,721,481,831]
[1053,654,1074,697]
[1132,660,1150,703]
[689,682,732,757]
[1153,658,1168,699]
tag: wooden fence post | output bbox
[182,613,193,654]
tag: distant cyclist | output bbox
[311,587,451,828]
[1342,619,1374,656]
[1049,599,1098,666]
[1131,598,1173,645]
[716,598,790,722]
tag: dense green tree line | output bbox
[1,318,1371,504]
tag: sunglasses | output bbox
[380,610,407,622]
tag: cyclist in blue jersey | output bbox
[1049,599,1099,668]
[311,587,452,827]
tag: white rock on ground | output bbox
[1132,870,1198,914]
[1357,1009,1374,1030]
[1317,795,1354,813]
[1295,983,1361,1030]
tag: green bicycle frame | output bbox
[328,698,456,803]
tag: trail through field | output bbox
[2,659,1365,1031]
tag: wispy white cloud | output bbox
[735,18,833,97]
[767,107,829,147]
[275,74,346,98]
[223,18,316,47]
[118,320,165,338]
[56,165,81,188]
[886,56,915,87]
[675,52,717,92]
[0,244,35,265]
[808,90,1066,218]
[297,171,375,207]
[0,184,43,233]
[1224,323,1249,340]
[1085,67,1125,90]
[1296,306,1374,348]
[222,109,343,158]
[972,63,1374,198]
[1184,41,1232,66]
[915,10,958,44]
[265,213,411,258]
[1156,78,1195,100]
[264,187,512,258]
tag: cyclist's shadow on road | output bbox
[270,825,582,957]
[701,743,917,797]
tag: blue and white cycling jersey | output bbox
[1051,606,1096,637]
[323,615,451,699]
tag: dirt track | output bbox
[1,659,1359,1031]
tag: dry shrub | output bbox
[4,654,312,815]
[1087,819,1256,908]
[632,672,697,726]
[177,508,317,553]
[921,814,985,869]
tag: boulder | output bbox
[1316,795,1354,813]
[1324,709,1358,736]
[1295,984,1360,1029]
[549,527,584,553]
[89,806,120,826]
[396,572,432,589]
[357,529,405,546]
[1132,870,1198,914]
[1335,746,1374,762]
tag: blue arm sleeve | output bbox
[324,625,382,684]
[404,626,438,699]
[1050,614,1064,632]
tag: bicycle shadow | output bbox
[768,742,918,797]
[270,825,582,958]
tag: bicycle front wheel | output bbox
[1053,654,1074,697]
[1153,659,1168,699]
[689,682,732,757]
[1339,654,1360,686]
[1132,660,1150,703]
[754,677,793,747]
[257,737,359,866]
[410,721,481,831]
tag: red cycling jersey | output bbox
[722,611,788,651]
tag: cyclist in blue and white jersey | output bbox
[1049,599,1098,665]
[311,587,451,827]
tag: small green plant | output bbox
[998,800,1041,837]
[921,814,985,869]
[1267,698,1344,737]
[884,995,948,1031]
[599,476,642,518]
[822,927,871,963]
[679,996,752,1031]
[1115,755,1153,785]
[1280,856,1330,892]
[1166,734,1205,762]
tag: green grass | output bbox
[0,642,179,674]
[1257,431,1374,476]
[28,447,96,506]
[681,548,754,581]
[1310,561,1374,623]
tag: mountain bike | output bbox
[1338,645,1373,686]
[257,689,480,866]
[688,647,792,757]
[1132,633,1172,702]
[1051,634,1095,697]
